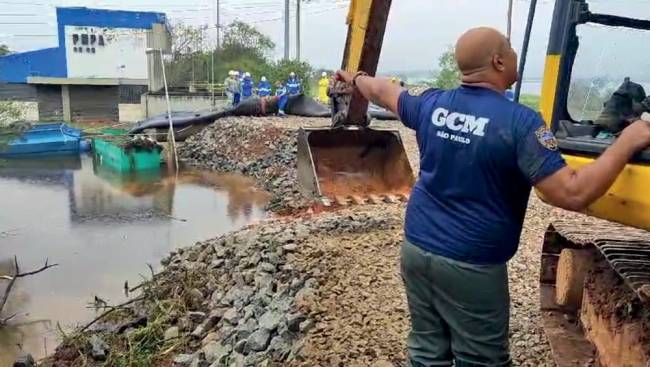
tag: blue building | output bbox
[0,7,170,123]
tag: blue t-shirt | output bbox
[398,85,566,264]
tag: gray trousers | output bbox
[400,239,511,366]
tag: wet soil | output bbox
[585,259,650,353]
[312,145,412,198]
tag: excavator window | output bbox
[567,24,649,124]
[554,9,650,161]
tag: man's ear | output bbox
[493,54,506,72]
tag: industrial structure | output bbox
[0,7,170,123]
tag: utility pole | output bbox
[211,0,217,105]
[284,0,290,60]
[296,0,300,61]
[506,0,513,41]
[216,0,221,49]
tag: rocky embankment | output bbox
[45,116,562,367]
[45,207,404,367]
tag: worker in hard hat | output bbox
[318,71,329,104]
[224,71,234,105]
[232,71,242,105]
[241,72,254,100]
[275,81,288,117]
[257,76,271,97]
[225,70,240,106]
[286,72,301,95]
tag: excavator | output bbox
[298,0,650,365]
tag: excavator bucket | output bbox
[297,126,415,205]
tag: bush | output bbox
[519,94,540,111]
[259,59,313,94]
[0,102,24,126]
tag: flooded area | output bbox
[0,155,269,364]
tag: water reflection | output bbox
[0,155,268,363]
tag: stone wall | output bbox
[142,93,228,118]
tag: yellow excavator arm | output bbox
[339,0,392,124]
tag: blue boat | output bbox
[0,123,84,158]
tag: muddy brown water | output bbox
[0,155,268,364]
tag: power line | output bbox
[0,22,50,24]
[0,3,349,41]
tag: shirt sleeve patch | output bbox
[534,126,559,151]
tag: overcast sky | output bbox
[2,0,649,82]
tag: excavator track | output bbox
[540,218,650,366]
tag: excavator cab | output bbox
[297,0,415,205]
[535,0,650,365]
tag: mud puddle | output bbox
[0,155,268,363]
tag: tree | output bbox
[170,23,208,58]
[221,21,275,58]
[434,45,461,90]
[165,20,277,88]
[216,21,276,81]
[164,23,210,87]
[0,102,24,126]
[260,59,313,94]
[163,19,314,93]
[0,45,9,56]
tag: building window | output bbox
[91,48,96,53]
[72,34,79,45]
[90,34,96,45]
[98,35,105,46]
[81,34,88,45]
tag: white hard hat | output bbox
[245,72,251,77]
[321,71,327,77]
[261,76,267,81]
[228,70,234,76]
[290,72,295,77]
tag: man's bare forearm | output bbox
[354,75,402,114]
[542,139,637,211]
[570,141,636,208]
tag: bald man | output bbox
[335,27,650,366]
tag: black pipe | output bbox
[514,0,538,103]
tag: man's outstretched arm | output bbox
[334,70,403,115]
[536,120,650,211]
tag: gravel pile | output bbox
[178,117,327,212]
[161,208,403,366]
